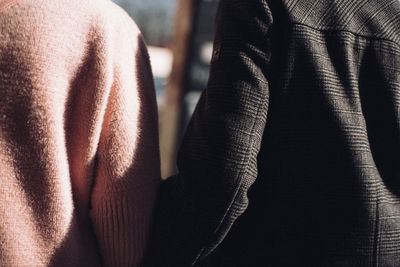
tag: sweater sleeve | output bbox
[89,14,161,267]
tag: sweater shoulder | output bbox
[6,0,142,41]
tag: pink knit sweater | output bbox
[0,0,161,266]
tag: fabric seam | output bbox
[291,21,400,48]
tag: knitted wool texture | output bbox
[0,0,161,266]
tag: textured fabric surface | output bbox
[144,0,400,266]
[0,0,160,266]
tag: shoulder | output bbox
[279,0,400,42]
[11,0,143,42]
[1,0,143,44]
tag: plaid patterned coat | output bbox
[145,0,400,266]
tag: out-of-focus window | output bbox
[113,0,176,47]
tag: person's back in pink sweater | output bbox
[0,0,161,266]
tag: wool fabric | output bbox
[0,0,161,266]
[144,0,400,266]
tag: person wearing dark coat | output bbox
[144,0,400,266]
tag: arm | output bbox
[145,0,273,265]
[89,16,161,267]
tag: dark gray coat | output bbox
[144,0,400,266]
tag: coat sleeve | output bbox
[144,0,274,265]
[88,13,161,267]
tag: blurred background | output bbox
[112,0,220,178]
